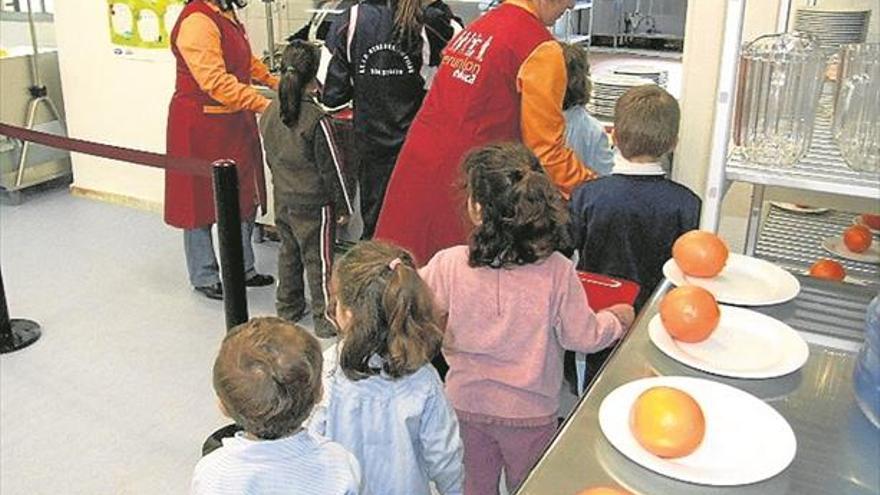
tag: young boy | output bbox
[560,42,615,176]
[570,84,700,312]
[568,85,699,388]
[191,317,361,495]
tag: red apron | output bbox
[373,4,552,264]
[164,0,267,229]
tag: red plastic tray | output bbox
[577,271,640,311]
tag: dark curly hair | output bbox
[333,241,442,381]
[464,143,572,268]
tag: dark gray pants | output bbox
[275,203,336,334]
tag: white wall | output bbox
[0,17,57,48]
[54,2,173,206]
[53,1,313,209]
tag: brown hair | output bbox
[613,85,680,160]
[393,0,424,51]
[278,40,321,128]
[560,42,592,110]
[333,241,442,381]
[464,143,571,268]
[213,317,323,440]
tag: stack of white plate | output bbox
[612,64,669,87]
[587,73,654,120]
[793,8,870,51]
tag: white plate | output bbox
[770,202,830,214]
[821,237,880,264]
[853,215,880,235]
[599,376,797,486]
[648,306,809,379]
[663,254,801,306]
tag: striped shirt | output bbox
[190,429,361,495]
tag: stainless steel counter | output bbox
[517,277,880,495]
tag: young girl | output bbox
[259,40,354,338]
[561,42,615,176]
[322,0,460,239]
[419,143,635,495]
[308,241,464,495]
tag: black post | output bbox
[212,160,248,330]
[0,263,41,354]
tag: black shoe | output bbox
[195,283,223,300]
[245,273,275,287]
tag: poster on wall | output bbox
[108,0,185,61]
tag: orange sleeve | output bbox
[517,40,596,197]
[250,55,279,90]
[176,13,271,113]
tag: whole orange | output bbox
[809,259,846,281]
[576,488,632,495]
[862,214,880,230]
[659,286,721,343]
[843,225,873,253]
[630,386,705,458]
[672,230,729,278]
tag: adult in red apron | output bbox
[166,0,276,299]
[373,0,597,265]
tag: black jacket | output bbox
[322,0,461,154]
[569,174,701,310]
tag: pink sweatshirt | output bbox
[419,246,624,421]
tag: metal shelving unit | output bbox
[756,206,879,287]
[701,0,880,279]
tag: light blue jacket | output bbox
[564,105,615,176]
[308,346,464,495]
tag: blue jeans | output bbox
[184,219,257,287]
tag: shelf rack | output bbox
[556,1,593,46]
[756,206,879,287]
[700,0,880,281]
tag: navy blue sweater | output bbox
[570,174,701,310]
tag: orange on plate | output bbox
[630,386,705,458]
[809,259,846,281]
[576,488,632,495]
[659,286,720,343]
[843,225,873,253]
[862,213,880,230]
[672,230,729,278]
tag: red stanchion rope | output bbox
[0,122,212,177]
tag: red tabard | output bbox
[164,0,266,229]
[373,3,552,264]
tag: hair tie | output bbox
[284,66,295,74]
[388,258,402,271]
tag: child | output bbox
[418,143,634,495]
[561,42,615,176]
[191,317,361,494]
[307,241,464,495]
[260,40,354,338]
[569,84,701,311]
